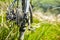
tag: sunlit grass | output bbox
[24,22,60,40]
[0,0,60,40]
[0,14,60,40]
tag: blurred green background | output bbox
[0,0,60,40]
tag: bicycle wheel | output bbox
[27,4,33,30]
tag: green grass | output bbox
[0,16,2,23]
[24,22,60,40]
[0,0,60,40]
[0,15,60,40]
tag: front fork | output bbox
[19,0,31,40]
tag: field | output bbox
[0,0,60,40]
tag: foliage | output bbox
[24,22,60,40]
[0,0,60,40]
[0,14,60,40]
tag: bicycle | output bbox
[6,0,33,40]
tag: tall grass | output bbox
[24,22,60,40]
[0,14,60,40]
[0,0,60,40]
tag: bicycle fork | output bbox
[19,0,31,40]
